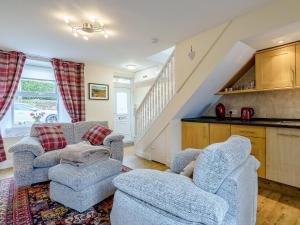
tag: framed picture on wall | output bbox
[88,83,109,100]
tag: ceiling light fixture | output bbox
[64,17,70,24]
[277,40,284,44]
[126,64,137,70]
[66,18,109,40]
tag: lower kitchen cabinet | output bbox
[181,121,300,185]
[231,125,266,178]
[209,124,231,144]
[182,122,209,149]
[266,127,300,188]
[248,137,266,178]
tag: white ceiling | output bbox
[0,0,273,71]
[244,21,300,50]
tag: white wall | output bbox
[84,62,133,129]
[133,65,162,108]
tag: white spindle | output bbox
[135,52,175,139]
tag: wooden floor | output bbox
[1,146,299,224]
[123,145,168,171]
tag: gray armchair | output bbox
[111,136,259,225]
[9,121,124,187]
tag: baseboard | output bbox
[135,149,152,160]
[259,178,300,199]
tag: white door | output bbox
[114,85,133,143]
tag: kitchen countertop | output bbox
[181,116,300,129]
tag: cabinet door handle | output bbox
[291,66,295,82]
[277,133,300,138]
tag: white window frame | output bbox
[12,77,60,127]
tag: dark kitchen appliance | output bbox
[241,107,255,120]
[215,103,225,119]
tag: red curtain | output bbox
[0,51,26,162]
[51,59,85,123]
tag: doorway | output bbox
[113,77,133,144]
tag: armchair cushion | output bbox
[113,169,228,225]
[8,136,45,156]
[33,149,61,168]
[193,135,251,194]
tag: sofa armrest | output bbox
[216,156,260,225]
[13,150,35,186]
[8,136,44,157]
[113,169,228,225]
[103,133,124,162]
[170,148,201,173]
[103,133,124,146]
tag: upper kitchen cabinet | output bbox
[256,45,295,90]
[295,44,300,87]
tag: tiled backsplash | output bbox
[204,88,300,119]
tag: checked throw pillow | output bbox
[82,124,112,145]
[35,125,67,151]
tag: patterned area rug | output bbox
[0,178,14,225]
[0,166,131,225]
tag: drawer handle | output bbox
[277,133,300,138]
[240,130,255,134]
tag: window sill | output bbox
[4,126,31,138]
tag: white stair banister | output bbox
[135,51,175,140]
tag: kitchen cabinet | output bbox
[231,125,266,178]
[295,44,300,87]
[256,45,295,90]
[182,122,209,149]
[231,125,265,138]
[266,127,300,188]
[181,122,266,178]
[209,124,231,144]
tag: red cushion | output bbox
[82,125,112,145]
[35,125,67,151]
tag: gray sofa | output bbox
[111,136,259,225]
[9,121,124,187]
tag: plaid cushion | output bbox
[82,125,112,145]
[35,125,67,151]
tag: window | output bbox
[13,78,58,126]
[116,92,128,114]
[1,59,71,137]
[113,77,131,84]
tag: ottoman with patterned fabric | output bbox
[48,158,121,212]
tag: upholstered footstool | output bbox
[48,158,121,212]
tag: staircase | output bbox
[135,52,175,141]
[134,0,300,161]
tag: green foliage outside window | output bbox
[21,79,55,93]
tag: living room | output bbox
[1,0,300,225]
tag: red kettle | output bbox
[215,103,225,119]
[241,107,254,120]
